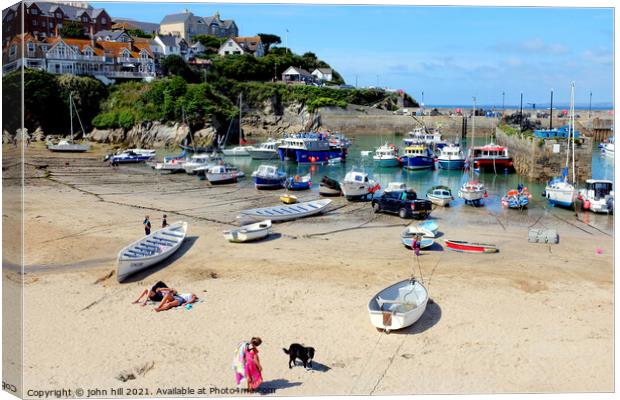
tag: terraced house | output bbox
[2,1,112,46]
[159,9,238,42]
[2,33,156,82]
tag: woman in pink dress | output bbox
[244,337,263,391]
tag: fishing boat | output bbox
[204,164,244,184]
[183,153,221,174]
[544,82,578,209]
[340,170,380,200]
[248,139,281,160]
[501,188,531,209]
[280,194,298,204]
[278,132,348,164]
[401,145,435,170]
[444,240,498,253]
[252,165,287,189]
[117,221,188,282]
[109,150,154,164]
[223,220,272,243]
[601,137,614,157]
[237,198,332,222]
[403,127,444,147]
[426,186,453,206]
[437,143,465,170]
[458,180,487,206]
[154,156,187,173]
[384,182,407,192]
[368,278,429,333]
[578,179,614,213]
[319,176,342,196]
[286,174,312,191]
[400,236,435,249]
[47,93,90,152]
[373,143,401,167]
[467,143,514,173]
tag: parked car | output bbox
[371,189,433,219]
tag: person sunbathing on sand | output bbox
[132,281,169,307]
[154,288,197,312]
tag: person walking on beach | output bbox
[162,214,169,228]
[232,337,263,391]
[144,215,151,235]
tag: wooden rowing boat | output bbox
[368,278,429,333]
[117,221,188,282]
[237,199,332,222]
[223,220,272,243]
[444,239,498,253]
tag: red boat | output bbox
[444,240,498,253]
[467,143,514,172]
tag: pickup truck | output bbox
[371,189,433,219]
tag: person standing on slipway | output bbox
[143,215,151,235]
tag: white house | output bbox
[282,66,315,84]
[218,36,264,57]
[151,34,189,59]
[187,41,206,58]
[312,68,333,82]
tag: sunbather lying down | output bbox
[154,287,198,312]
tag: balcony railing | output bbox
[99,70,156,78]
[46,54,106,61]
[117,57,152,63]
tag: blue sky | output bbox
[94,3,614,107]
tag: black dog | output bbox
[283,343,315,369]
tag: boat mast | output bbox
[69,93,74,141]
[570,82,575,184]
[239,92,243,145]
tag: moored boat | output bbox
[458,180,487,206]
[222,146,254,156]
[501,187,531,209]
[237,198,332,222]
[278,132,348,164]
[248,139,281,160]
[340,170,380,200]
[204,164,244,184]
[467,143,514,173]
[426,185,453,206]
[109,150,154,164]
[373,143,401,167]
[368,278,429,333]
[286,174,312,191]
[437,143,465,170]
[319,176,342,196]
[578,179,614,213]
[47,93,90,153]
[444,239,498,253]
[223,220,272,243]
[117,221,188,282]
[252,164,287,189]
[401,145,435,170]
[184,153,221,174]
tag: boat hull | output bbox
[278,148,346,164]
[48,144,90,152]
[237,199,332,222]
[401,237,435,249]
[368,279,429,332]
[437,159,465,170]
[445,240,498,253]
[373,157,401,168]
[472,158,514,172]
[341,183,374,200]
[253,176,285,189]
[427,194,451,206]
[206,173,239,184]
[223,220,271,243]
[402,156,435,170]
[249,150,279,160]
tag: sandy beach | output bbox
[4,143,613,396]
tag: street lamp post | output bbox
[519,92,523,132]
[549,88,554,130]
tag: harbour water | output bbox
[164,133,614,233]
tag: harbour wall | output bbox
[495,127,592,183]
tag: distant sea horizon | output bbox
[424,103,614,111]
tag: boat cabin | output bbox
[254,165,280,177]
[344,171,370,183]
[440,145,462,157]
[279,133,331,151]
[468,144,509,159]
[403,145,431,157]
[584,180,613,199]
[385,182,407,192]
[375,144,398,157]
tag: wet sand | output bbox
[5,143,613,395]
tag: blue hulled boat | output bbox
[401,145,435,170]
[277,132,348,164]
[109,150,155,164]
[286,174,312,191]
[252,165,287,189]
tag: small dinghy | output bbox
[417,220,439,236]
[401,236,435,249]
[401,225,436,239]
[117,221,188,282]
[237,199,332,223]
[280,194,298,204]
[501,188,531,209]
[368,278,429,333]
[426,185,454,207]
[444,239,498,253]
[319,176,342,196]
[223,220,272,243]
[286,174,312,191]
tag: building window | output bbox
[55,12,62,18]
[58,23,63,29]
[31,8,38,15]
[101,17,107,24]
[82,15,88,22]
[32,20,37,26]
[6,13,13,21]
[49,22,54,28]
[9,44,16,57]
[27,41,35,53]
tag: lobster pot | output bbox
[528,229,559,244]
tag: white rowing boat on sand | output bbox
[368,278,429,333]
[223,220,272,243]
[117,221,188,282]
[237,199,332,222]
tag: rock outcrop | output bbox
[241,98,320,137]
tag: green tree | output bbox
[161,54,199,82]
[56,74,107,133]
[59,21,88,39]
[192,34,225,54]
[257,33,281,52]
[127,28,153,38]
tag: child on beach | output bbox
[162,214,169,228]
[232,338,263,391]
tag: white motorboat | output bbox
[368,278,429,333]
[384,182,407,193]
[458,180,487,206]
[127,148,156,156]
[248,139,281,160]
[222,146,254,156]
[183,153,221,174]
[437,143,465,170]
[601,141,614,157]
[117,221,188,282]
[340,170,380,200]
[578,179,613,213]
[373,143,400,167]
[426,185,453,206]
[237,199,332,223]
[251,164,287,189]
[204,164,244,184]
[223,220,272,243]
[154,158,187,173]
[47,93,90,152]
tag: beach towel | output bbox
[232,342,248,385]
[244,347,263,390]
